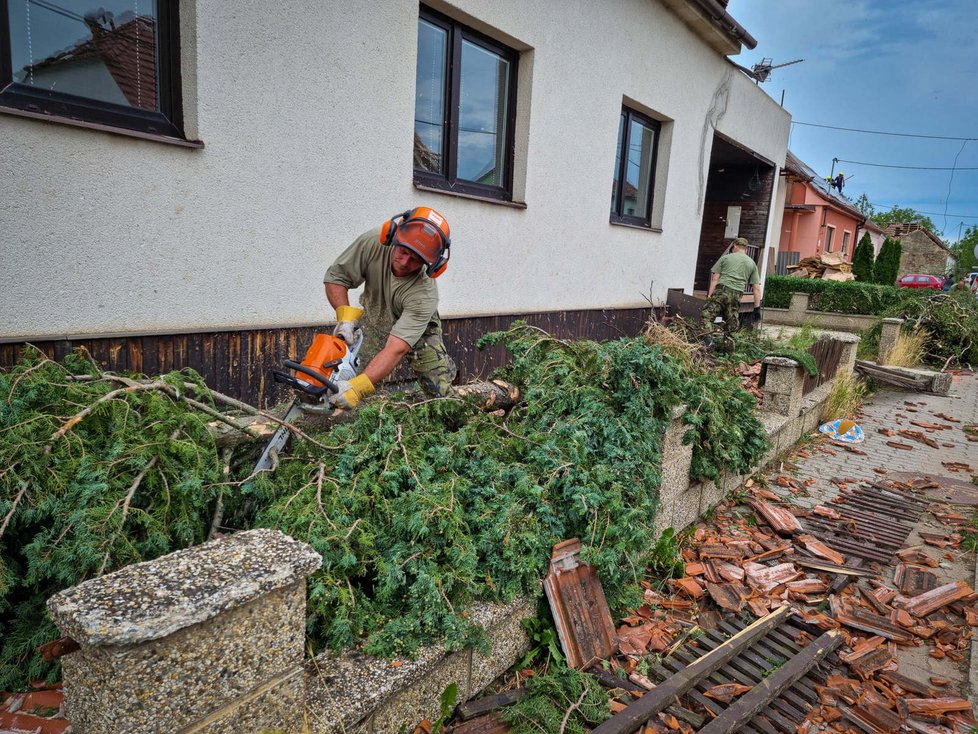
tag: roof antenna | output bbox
[732,57,804,84]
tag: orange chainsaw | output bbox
[254,329,363,472]
[271,329,363,399]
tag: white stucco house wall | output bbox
[0,0,790,403]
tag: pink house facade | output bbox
[778,152,865,263]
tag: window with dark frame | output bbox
[0,0,185,139]
[610,106,660,228]
[414,7,518,201]
[825,225,835,252]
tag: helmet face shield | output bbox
[380,206,451,277]
[393,220,445,267]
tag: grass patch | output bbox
[786,322,818,352]
[821,371,869,422]
[886,328,928,368]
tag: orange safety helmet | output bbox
[379,206,451,278]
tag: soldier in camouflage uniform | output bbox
[407,323,457,398]
[323,207,457,409]
[701,237,762,350]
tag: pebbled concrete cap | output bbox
[762,356,800,367]
[48,529,322,646]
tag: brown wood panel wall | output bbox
[694,165,775,291]
[1,307,651,408]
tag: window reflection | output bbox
[7,0,159,111]
[457,40,508,187]
[414,19,447,174]
[625,118,656,220]
[611,107,659,224]
[611,113,624,209]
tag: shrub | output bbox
[886,329,929,368]
[821,371,869,422]
[1,326,771,688]
[888,292,978,366]
[762,275,914,315]
[873,237,902,285]
[851,232,875,282]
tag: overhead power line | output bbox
[870,203,978,220]
[793,120,978,141]
[837,158,978,172]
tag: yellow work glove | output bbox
[333,305,364,344]
[329,374,374,409]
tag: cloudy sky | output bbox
[729,0,978,242]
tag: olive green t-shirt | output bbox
[711,251,760,292]
[324,228,440,348]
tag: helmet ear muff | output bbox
[427,245,449,278]
[380,210,413,246]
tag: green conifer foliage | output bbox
[851,232,876,282]
[1,326,769,688]
[873,237,903,285]
[501,667,609,733]
[0,350,222,690]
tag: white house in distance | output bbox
[0,0,790,406]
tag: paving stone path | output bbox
[764,371,978,700]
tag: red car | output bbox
[897,274,943,290]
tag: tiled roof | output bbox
[784,150,864,221]
[28,15,158,111]
[882,223,953,254]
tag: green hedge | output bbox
[763,275,914,315]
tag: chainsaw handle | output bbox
[272,361,339,396]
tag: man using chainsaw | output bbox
[323,206,457,409]
[700,237,762,350]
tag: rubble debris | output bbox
[899,581,975,618]
[543,538,616,668]
[749,499,802,535]
[785,252,854,281]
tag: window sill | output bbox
[413,182,527,209]
[0,105,204,149]
[610,219,663,233]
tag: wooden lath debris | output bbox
[451,467,978,734]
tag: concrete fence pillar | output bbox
[835,333,861,376]
[788,292,810,319]
[655,405,699,534]
[761,356,805,417]
[47,529,322,734]
[878,317,904,364]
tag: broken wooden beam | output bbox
[696,629,843,734]
[455,689,525,721]
[590,606,792,734]
[854,361,931,391]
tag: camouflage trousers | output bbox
[700,287,742,343]
[407,325,458,397]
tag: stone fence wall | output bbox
[763,292,905,363]
[47,334,859,734]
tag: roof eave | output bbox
[659,0,756,56]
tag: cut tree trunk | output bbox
[456,380,521,411]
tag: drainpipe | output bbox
[854,216,867,264]
[686,0,758,49]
